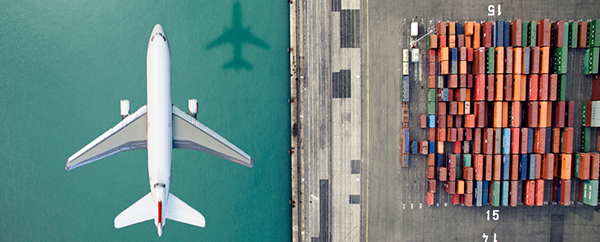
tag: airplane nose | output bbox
[152,24,165,35]
[151,24,167,42]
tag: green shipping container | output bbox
[464,154,472,167]
[552,47,568,74]
[529,21,537,47]
[583,180,598,206]
[582,127,591,152]
[486,47,495,74]
[569,21,578,48]
[574,153,581,177]
[491,181,501,206]
[559,75,567,101]
[584,48,591,75]
[589,47,600,74]
[588,20,600,47]
[428,88,436,102]
[428,101,436,115]
[522,21,529,47]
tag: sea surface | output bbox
[0,1,291,241]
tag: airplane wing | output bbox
[239,28,269,49]
[172,106,254,167]
[65,106,148,170]
[206,29,234,49]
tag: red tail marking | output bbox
[158,201,162,223]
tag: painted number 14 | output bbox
[483,233,498,242]
[486,210,499,221]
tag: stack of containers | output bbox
[584,20,600,75]
[425,19,586,207]
[571,153,600,206]
[400,48,410,168]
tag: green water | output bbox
[0,1,290,241]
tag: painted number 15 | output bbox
[486,210,499,221]
[488,4,502,16]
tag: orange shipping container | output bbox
[560,154,572,180]
[460,60,467,74]
[428,153,435,166]
[520,75,527,101]
[428,76,436,88]
[440,61,449,74]
[538,101,548,128]
[457,180,465,194]
[551,128,561,153]
[448,21,456,35]
[427,166,436,179]
[465,35,472,48]
[439,47,449,61]
[464,21,474,35]
[493,102,503,128]
[579,153,591,180]
[493,155,502,180]
[542,153,555,180]
[535,179,544,206]
[540,46,550,74]
[514,48,522,74]
[513,75,522,101]
[495,74,504,101]
[496,47,504,74]
[502,102,509,128]
[473,22,481,49]
[449,35,456,48]
[437,141,445,153]
[562,128,574,153]
[591,153,600,179]
[430,35,438,49]
[511,101,522,127]
[426,191,434,205]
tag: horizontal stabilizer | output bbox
[114,192,154,228]
[165,193,205,227]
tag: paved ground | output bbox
[361,0,600,241]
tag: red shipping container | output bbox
[579,153,590,180]
[474,74,486,100]
[534,154,542,179]
[520,128,529,154]
[428,75,436,88]
[511,128,520,154]
[439,35,447,48]
[511,154,519,180]
[463,167,474,180]
[528,74,539,100]
[465,128,473,141]
[457,128,464,141]
[428,166,436,179]
[438,128,446,141]
[466,114,476,128]
[528,101,539,128]
[448,154,457,168]
[426,191,435,205]
[592,75,600,100]
[551,128,561,153]
[534,128,546,153]
[437,21,447,35]
[578,21,588,48]
[463,193,473,206]
[474,48,486,74]
[524,180,535,206]
[493,155,502,180]
[475,101,487,127]
[509,180,518,207]
[429,62,436,76]
[467,48,473,62]
[511,101,522,127]
[535,179,544,206]
[511,20,523,47]
[460,75,467,88]
[553,21,565,47]
[567,101,575,127]
[474,154,484,180]
[560,179,571,206]
[453,140,461,153]
[473,22,481,49]
[420,115,427,128]
[505,74,513,101]
[428,179,437,193]
[562,128,573,153]
[482,21,493,47]
[466,180,474,194]
[449,74,458,88]
[457,35,465,48]
[474,128,482,153]
[591,153,600,179]
[549,74,558,101]
[428,128,436,141]
[445,181,456,194]
[452,193,460,204]
[531,47,540,74]
[487,74,495,101]
[429,49,437,62]
[537,19,551,47]
[484,155,493,181]
[484,128,494,154]
[449,101,459,115]
[542,153,555,180]
[539,74,549,101]
[438,115,447,128]
[554,101,566,127]
[439,167,447,181]
[428,153,435,166]
[505,47,514,74]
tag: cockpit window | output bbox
[154,183,166,188]
[151,32,166,42]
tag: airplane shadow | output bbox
[206,2,270,71]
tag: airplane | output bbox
[206,2,269,70]
[65,24,254,237]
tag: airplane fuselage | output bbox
[146,24,172,236]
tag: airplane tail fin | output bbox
[114,193,154,228]
[165,193,206,227]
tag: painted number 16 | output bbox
[486,210,499,221]
[488,4,502,16]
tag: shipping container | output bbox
[463,193,473,207]
[491,181,501,206]
[553,21,566,47]
[475,180,483,206]
[511,154,519,180]
[537,19,551,46]
[426,191,435,205]
[569,21,578,48]
[502,155,510,180]
[496,20,505,47]
[583,180,598,206]
[562,127,574,153]
[485,155,493,181]
[483,21,493,47]
[527,101,539,127]
[428,153,435,166]
[486,47,495,74]
[445,181,456,194]
[540,46,551,74]
[589,20,600,47]
[578,21,588,48]
[402,154,410,167]
[464,167,474,180]
[457,180,465,194]
[560,179,571,206]
[474,128,482,154]
[482,181,490,205]
[429,141,436,154]
[535,179,544,206]
[560,154,572,179]
[552,47,568,74]
[531,47,540,74]
[528,75,539,101]
[522,21,529,47]
[494,128,502,154]
[403,129,410,153]
[577,153,591,180]
[473,22,481,49]
[466,180,474,194]
[591,153,600,179]
[502,128,511,154]
[505,47,513,74]
[524,180,535,206]
[495,47,504,74]
[494,74,504,101]
[501,180,509,206]
[484,128,494,154]
[411,140,418,154]
[539,75,549,101]
[511,102,522,127]
[539,101,549,127]
[528,155,536,180]
[428,179,437,193]
[522,47,531,74]
[551,128,561,153]
[510,180,518,206]
[437,21,447,35]
[529,21,537,48]
[474,154,484,180]
[493,155,502,180]
[511,20,523,47]
[542,153,555,180]
[438,167,446,181]
[428,166,436,179]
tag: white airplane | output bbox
[65,24,254,237]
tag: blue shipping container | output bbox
[497,20,504,47]
[523,48,531,74]
[501,155,510,180]
[456,22,463,35]
[451,48,458,61]
[403,154,410,167]
[429,141,436,154]
[411,141,418,154]
[475,180,483,206]
[428,115,436,128]
[527,128,534,153]
[528,155,536,180]
[502,128,511,154]
[501,181,509,206]
[545,127,551,153]
[504,22,510,47]
[441,88,449,101]
[482,181,490,205]
[403,129,410,153]
[492,22,497,48]
[403,76,410,102]
[436,154,444,167]
[519,154,528,180]
[556,179,562,203]
[517,180,523,204]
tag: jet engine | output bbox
[188,99,198,119]
[120,100,130,120]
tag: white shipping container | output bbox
[403,49,410,62]
[411,22,419,36]
[591,100,600,127]
[411,48,420,63]
[402,62,409,75]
